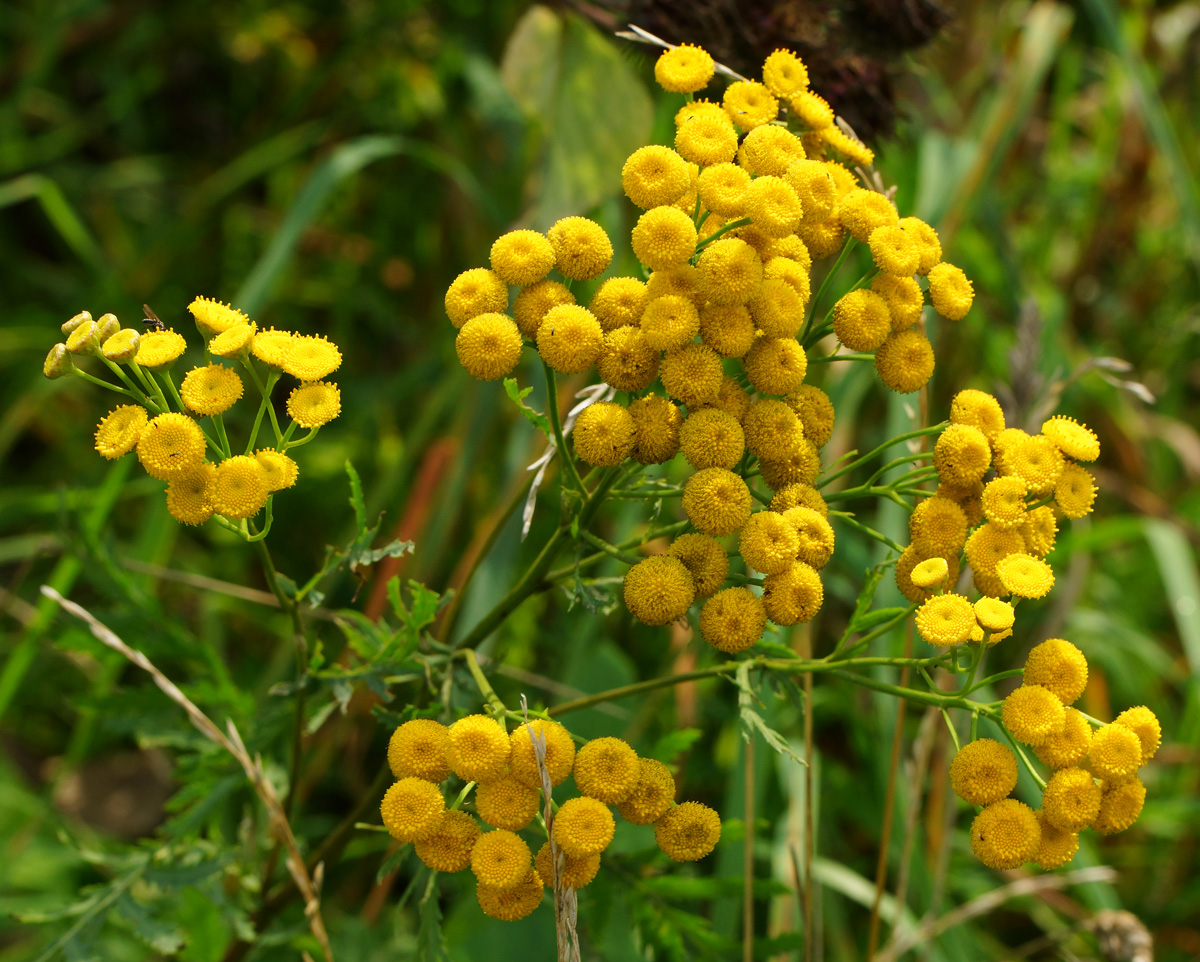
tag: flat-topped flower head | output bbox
[872,275,924,331]
[388,718,451,782]
[208,323,256,359]
[629,394,681,465]
[213,455,269,520]
[969,798,1040,870]
[1042,767,1101,833]
[547,216,613,281]
[1003,685,1066,746]
[490,229,555,286]
[189,296,252,336]
[934,424,992,486]
[821,125,874,167]
[476,869,544,921]
[699,303,756,359]
[743,399,802,461]
[251,328,294,367]
[974,598,1015,635]
[597,327,658,392]
[762,48,809,98]
[446,714,511,783]
[624,555,694,627]
[875,329,935,394]
[1114,706,1161,763]
[996,552,1055,599]
[742,336,807,396]
[282,334,342,381]
[616,758,677,826]
[833,289,891,352]
[471,829,532,890]
[784,386,834,448]
[762,562,824,625]
[869,225,920,277]
[287,381,341,428]
[640,294,699,351]
[95,405,148,460]
[137,412,206,480]
[699,586,767,653]
[537,304,603,373]
[748,279,805,339]
[897,217,942,274]
[553,797,615,858]
[136,329,187,369]
[1042,415,1099,462]
[1033,811,1079,870]
[1088,724,1142,780]
[631,206,697,271]
[683,467,753,536]
[1023,638,1088,704]
[1055,463,1097,519]
[950,738,1018,806]
[180,363,243,416]
[588,277,644,332]
[101,328,141,363]
[1091,776,1146,835]
[791,89,834,130]
[998,433,1064,497]
[660,342,723,407]
[838,189,898,243]
[475,776,539,831]
[697,238,763,306]
[676,114,739,167]
[655,801,721,862]
[915,594,976,647]
[573,401,635,467]
[927,262,973,320]
[949,389,1005,443]
[1034,708,1092,769]
[655,43,715,93]
[667,533,729,598]
[982,476,1028,530]
[515,279,575,337]
[621,145,691,209]
[739,511,801,575]
[743,176,802,237]
[680,408,745,471]
[782,505,835,569]
[646,264,702,301]
[445,268,508,328]
[414,809,480,873]
[697,162,751,217]
[770,482,828,517]
[574,737,640,805]
[910,557,949,589]
[739,124,806,177]
[380,777,445,842]
[722,80,778,131]
[509,718,576,789]
[166,463,216,527]
[759,439,821,491]
[254,449,299,493]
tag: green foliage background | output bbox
[1,1,1197,959]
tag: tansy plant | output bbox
[429,31,1159,946]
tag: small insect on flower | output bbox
[141,303,165,332]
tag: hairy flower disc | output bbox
[791,89,834,129]
[180,363,244,415]
[981,476,1028,530]
[739,511,801,575]
[1113,706,1161,763]
[838,189,898,243]
[965,524,1026,582]
[781,506,835,568]
[1002,685,1066,747]
[471,829,532,890]
[697,162,751,217]
[489,229,555,286]
[762,257,811,303]
[447,715,511,783]
[762,562,824,625]
[702,375,752,424]
[207,323,256,360]
[547,216,613,281]
[1033,708,1092,769]
[553,797,615,858]
[915,594,976,647]
[476,776,539,831]
[739,124,806,177]
[770,483,828,518]
[872,274,924,331]
[699,303,756,358]
[188,296,251,336]
[700,587,767,653]
[535,843,600,890]
[742,398,802,461]
[1033,811,1079,870]
[212,455,269,520]
[380,777,445,842]
[1041,415,1099,462]
[680,408,745,471]
[655,43,715,93]
[597,327,659,392]
[1055,463,1097,519]
[629,394,681,464]
[640,295,700,351]
[761,48,809,98]
[996,553,1055,599]
[574,737,640,805]
[722,79,778,130]
[748,279,805,339]
[414,810,480,873]
[897,217,942,274]
[251,328,294,367]
[696,238,763,306]
[614,758,676,825]
[974,598,1015,635]
[509,719,576,789]
[742,336,808,396]
[655,802,721,862]
[785,160,837,223]
[934,424,992,486]
[910,557,949,589]
[573,401,635,467]
[868,225,920,277]
[166,463,216,526]
[999,434,1065,497]
[759,439,821,491]
[136,412,206,480]
[874,329,935,393]
[588,277,645,333]
[659,342,723,407]
[780,387,831,449]
[281,379,341,431]
[949,389,1005,442]
[895,544,960,603]
[832,289,891,352]
[282,334,342,381]
[950,738,1018,806]
[253,449,298,493]
[388,718,451,782]
[135,329,187,369]
[927,262,974,320]
[908,496,968,555]
[624,555,694,626]
[1091,776,1146,835]
[631,206,698,271]
[445,268,508,328]
[646,265,702,302]
[683,468,753,536]
[621,145,691,209]
[969,799,1041,870]
[1088,724,1142,780]
[101,328,141,363]
[537,304,603,374]
[675,115,739,167]
[795,215,845,259]
[668,533,729,598]
[821,125,874,167]
[476,869,544,921]
[743,176,802,238]
[1042,767,1102,833]
[95,405,148,460]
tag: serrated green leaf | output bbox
[649,727,702,762]
[849,606,910,634]
[346,459,367,534]
[375,845,409,884]
[143,857,227,888]
[115,894,187,953]
[503,376,551,437]
[416,873,452,962]
[736,662,806,767]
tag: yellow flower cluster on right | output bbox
[380,713,720,921]
[48,301,341,534]
[952,636,1159,870]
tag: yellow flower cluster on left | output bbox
[381,713,721,921]
[46,299,342,532]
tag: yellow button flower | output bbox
[1088,724,1142,780]
[1055,463,1097,519]
[380,777,445,842]
[596,327,659,393]
[253,449,299,493]
[895,544,960,603]
[874,329,935,394]
[974,597,1016,635]
[934,424,992,486]
[927,263,974,320]
[1091,776,1146,835]
[660,342,723,407]
[654,43,715,94]
[180,363,244,416]
[869,225,920,277]
[588,277,645,332]
[414,809,480,873]
[783,386,833,449]
[1023,638,1088,705]
[631,206,698,271]
[1003,685,1066,747]
[699,303,756,358]
[628,393,682,465]
[1032,811,1079,870]
[1041,415,1100,462]
[101,328,141,363]
[762,562,824,626]
[95,405,148,460]
[547,216,613,281]
[188,296,252,336]
[621,145,692,209]
[476,869,544,921]
[833,289,891,352]
[445,268,508,328]
[675,114,740,167]
[476,775,539,831]
[136,329,187,369]
[759,439,822,491]
[790,90,834,130]
[897,217,942,274]
[722,79,778,131]
[762,48,809,98]
[287,381,341,428]
[387,718,451,782]
[683,467,753,536]
[640,294,700,351]
[969,798,1040,870]
[1113,705,1161,763]
[213,455,269,520]
[535,842,600,890]
[949,738,1018,806]
[872,274,924,331]
[697,162,751,217]
[573,401,635,467]
[471,829,532,890]
[574,737,640,805]
[838,189,898,243]
[490,229,556,286]
[910,557,949,590]
[509,718,576,789]
[536,304,603,374]
[208,323,256,360]
[739,124,806,177]
[743,176,803,238]
[251,328,294,367]
[137,412,206,480]
[996,552,1055,599]
[748,279,805,339]
[1033,708,1092,770]
[667,533,728,598]
[655,801,721,862]
[915,594,976,647]
[165,463,216,527]
[699,586,767,653]
[739,511,801,576]
[1042,767,1101,833]
[680,408,745,472]
[553,796,615,858]
[742,336,808,396]
[446,714,511,783]
[623,555,694,627]
[616,757,677,826]
[770,481,827,516]
[282,334,341,381]
[783,505,835,569]
[696,238,764,306]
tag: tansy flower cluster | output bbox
[951,637,1158,870]
[46,301,342,534]
[444,44,979,655]
[381,714,720,920]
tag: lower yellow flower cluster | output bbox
[952,638,1158,869]
[381,715,720,921]
[47,301,341,532]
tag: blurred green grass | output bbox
[1,1,1198,960]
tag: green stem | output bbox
[808,351,876,364]
[801,237,855,344]
[940,708,962,753]
[693,217,751,251]
[542,361,585,495]
[828,510,905,554]
[101,357,150,401]
[820,422,948,488]
[71,368,158,410]
[242,359,283,446]
[984,708,1047,790]
[463,649,508,719]
[831,603,917,658]
[545,520,689,582]
[863,453,937,490]
[128,359,171,411]
[211,413,232,459]
[578,530,642,566]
